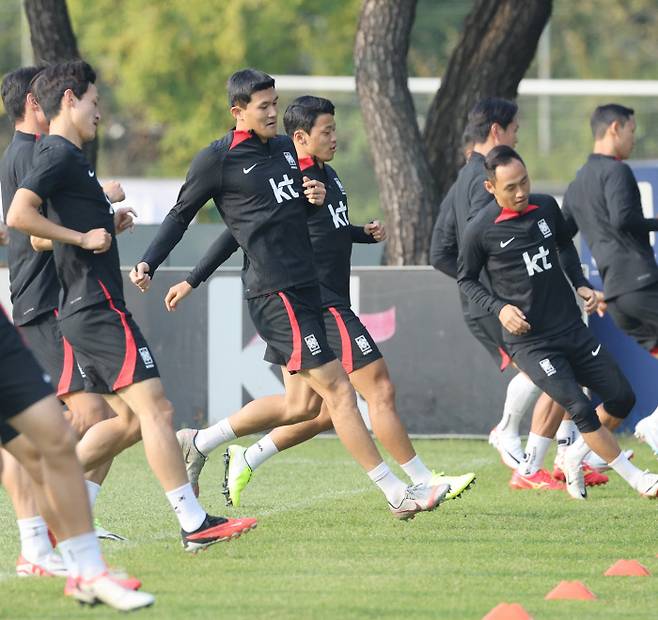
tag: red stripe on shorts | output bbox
[278,292,302,372]
[499,346,512,372]
[328,307,353,374]
[98,280,137,390]
[54,309,76,396]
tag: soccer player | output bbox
[131,69,449,519]
[7,60,256,550]
[0,65,136,547]
[0,308,154,609]
[562,104,658,457]
[457,145,658,499]
[165,95,476,506]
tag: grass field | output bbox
[1,436,656,619]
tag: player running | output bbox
[7,60,256,552]
[131,69,450,519]
[164,95,476,506]
[457,145,658,500]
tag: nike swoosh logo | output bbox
[500,237,515,248]
[591,345,601,356]
[242,164,257,174]
[88,170,95,177]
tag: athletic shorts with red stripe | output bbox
[19,311,85,397]
[0,308,54,443]
[464,313,512,372]
[58,299,159,394]
[249,285,335,373]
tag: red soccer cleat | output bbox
[509,468,565,490]
[181,515,257,552]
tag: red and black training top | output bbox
[141,130,318,299]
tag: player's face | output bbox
[307,114,336,163]
[616,116,636,159]
[237,87,278,140]
[496,117,519,148]
[71,83,100,143]
[485,159,530,212]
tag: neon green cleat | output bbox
[222,445,253,507]
[428,471,476,500]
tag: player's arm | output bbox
[131,146,224,290]
[606,165,658,232]
[350,221,384,244]
[430,198,459,279]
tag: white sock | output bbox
[17,516,52,563]
[650,405,658,420]
[565,435,591,466]
[85,480,101,510]
[498,374,540,438]
[244,435,279,471]
[367,461,407,507]
[194,418,236,456]
[165,483,206,532]
[58,532,106,580]
[555,419,578,458]
[609,451,644,488]
[400,455,432,484]
[518,433,552,476]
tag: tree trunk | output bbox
[423,0,552,211]
[354,0,440,265]
[23,0,98,167]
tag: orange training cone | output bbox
[482,603,534,620]
[545,580,597,600]
[604,559,651,576]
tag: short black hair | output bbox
[227,68,275,107]
[484,145,526,181]
[467,97,518,143]
[32,60,96,121]
[590,103,635,139]
[461,123,475,149]
[283,96,335,137]
[1,65,45,123]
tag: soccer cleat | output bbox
[584,448,634,471]
[634,416,658,456]
[634,471,658,498]
[181,514,257,552]
[65,573,141,596]
[564,463,587,500]
[509,468,565,491]
[176,428,207,497]
[553,461,609,487]
[94,519,127,541]
[16,552,68,577]
[223,444,252,507]
[389,482,450,520]
[428,471,476,500]
[488,426,524,469]
[67,573,154,611]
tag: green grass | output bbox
[1,437,657,619]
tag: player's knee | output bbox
[284,398,321,424]
[138,397,175,428]
[372,376,396,410]
[122,414,142,444]
[603,380,636,420]
[40,421,78,461]
[569,401,601,434]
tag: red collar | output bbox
[495,203,540,224]
[229,129,253,150]
[298,156,315,172]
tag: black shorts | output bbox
[509,324,634,432]
[0,423,19,444]
[58,299,160,394]
[250,285,335,373]
[464,313,512,371]
[0,309,54,434]
[607,283,658,352]
[19,311,85,397]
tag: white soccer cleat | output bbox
[634,416,658,456]
[563,449,587,500]
[634,471,658,498]
[177,428,207,496]
[69,572,154,611]
[16,551,68,577]
[223,445,252,507]
[584,448,634,471]
[94,519,127,541]
[488,426,524,469]
[389,482,450,520]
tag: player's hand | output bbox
[165,281,193,312]
[80,228,112,253]
[594,290,607,317]
[365,220,386,241]
[577,286,598,315]
[499,304,531,336]
[303,176,326,206]
[114,207,137,235]
[0,222,8,245]
[130,261,151,292]
[102,180,126,204]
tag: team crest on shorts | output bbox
[539,358,556,376]
[304,334,322,356]
[139,346,155,369]
[283,152,298,169]
[354,335,372,355]
[537,219,552,238]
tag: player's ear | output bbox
[230,104,245,122]
[484,178,496,195]
[293,129,309,146]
